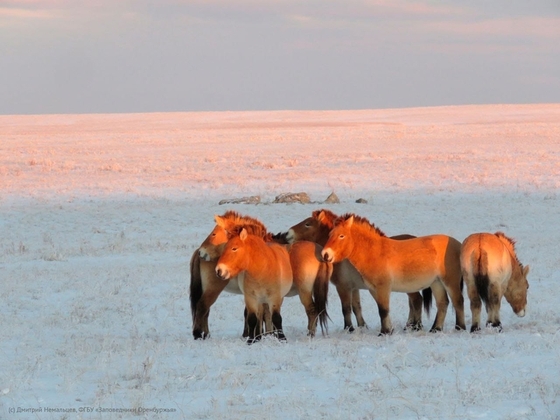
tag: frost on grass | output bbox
[1,105,559,419]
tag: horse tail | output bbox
[313,261,332,335]
[473,248,490,305]
[189,249,203,323]
[422,287,432,317]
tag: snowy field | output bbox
[1,104,560,419]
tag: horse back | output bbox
[385,234,460,274]
[288,241,323,277]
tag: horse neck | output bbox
[508,254,524,282]
[500,240,523,279]
[242,237,277,276]
[317,225,332,246]
[344,224,383,266]
[356,221,383,241]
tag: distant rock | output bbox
[273,192,311,204]
[218,196,261,205]
[324,192,340,204]
[355,198,368,204]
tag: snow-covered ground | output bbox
[1,104,559,419]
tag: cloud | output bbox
[0,7,58,19]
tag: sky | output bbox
[1,0,559,115]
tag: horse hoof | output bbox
[193,330,208,340]
[246,337,260,345]
[429,328,442,333]
[405,323,423,332]
[470,326,481,333]
[488,322,503,332]
[345,326,355,333]
[455,324,467,331]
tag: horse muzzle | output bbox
[199,248,211,262]
[285,229,295,244]
[515,308,526,318]
[215,264,230,281]
[321,248,334,263]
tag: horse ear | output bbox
[345,215,354,227]
[317,211,326,222]
[240,228,248,241]
[214,215,226,228]
[523,265,530,277]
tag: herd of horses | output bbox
[189,210,530,344]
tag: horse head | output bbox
[505,264,530,317]
[215,228,249,281]
[321,215,355,263]
[198,218,230,261]
[286,209,337,245]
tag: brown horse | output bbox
[216,228,293,344]
[321,213,466,335]
[284,209,431,331]
[460,232,529,332]
[190,211,331,340]
[191,211,272,339]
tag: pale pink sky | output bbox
[1,0,559,114]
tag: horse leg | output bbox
[244,304,270,339]
[351,289,367,328]
[428,281,449,332]
[442,277,466,331]
[244,296,262,345]
[243,307,249,338]
[335,283,356,332]
[297,288,318,337]
[193,285,227,340]
[368,285,393,336]
[486,282,503,332]
[405,292,423,331]
[262,303,273,334]
[466,279,482,333]
[246,311,258,345]
[271,300,287,342]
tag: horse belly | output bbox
[334,260,367,289]
[285,286,299,298]
[388,243,442,293]
[390,271,437,293]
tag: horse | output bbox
[190,211,272,339]
[321,213,466,335]
[190,211,331,340]
[216,227,293,344]
[460,232,529,332]
[284,209,431,332]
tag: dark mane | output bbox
[495,231,522,267]
[220,210,267,231]
[335,213,387,237]
[312,209,338,229]
[495,231,516,247]
[228,222,273,242]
